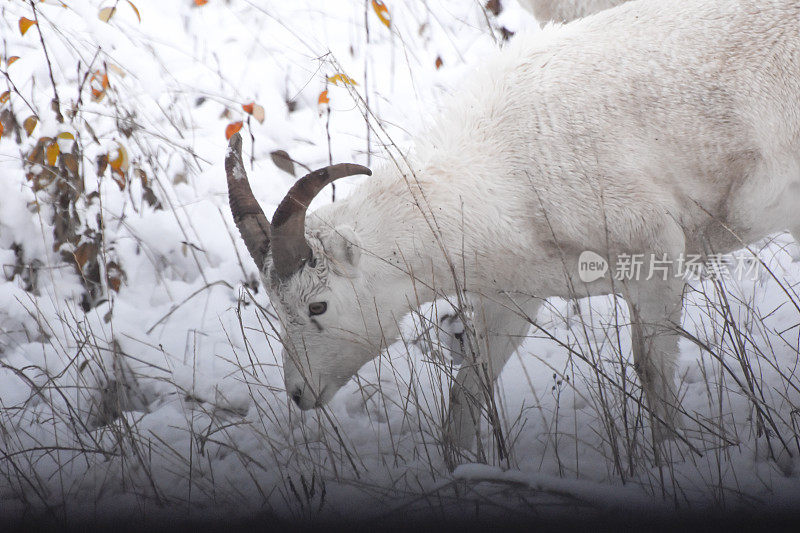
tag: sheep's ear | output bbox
[324,225,362,271]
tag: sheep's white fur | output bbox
[265,0,800,456]
[519,0,629,24]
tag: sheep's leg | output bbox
[623,277,685,442]
[443,297,541,467]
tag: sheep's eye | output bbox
[308,302,327,316]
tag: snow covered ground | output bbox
[1,0,799,528]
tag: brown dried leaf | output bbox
[62,153,79,176]
[106,261,125,292]
[270,150,296,177]
[97,153,109,176]
[28,138,48,164]
[485,0,502,16]
[73,242,97,271]
[112,173,126,190]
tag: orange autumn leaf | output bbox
[46,142,60,166]
[0,122,4,140]
[194,0,209,6]
[23,116,38,136]
[109,143,130,176]
[126,1,141,22]
[7,56,20,66]
[318,90,330,105]
[90,71,109,101]
[242,102,254,114]
[225,121,243,140]
[19,17,37,36]
[372,0,391,28]
[0,91,9,104]
[435,55,443,69]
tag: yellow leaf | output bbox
[7,56,20,66]
[225,121,243,140]
[0,91,9,105]
[98,7,116,22]
[125,0,141,22]
[327,73,357,86]
[372,0,391,28]
[109,143,130,175]
[23,116,38,136]
[46,142,60,166]
[19,18,37,36]
[56,132,75,152]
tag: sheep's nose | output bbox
[290,387,303,406]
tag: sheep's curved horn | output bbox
[225,133,271,272]
[271,163,372,279]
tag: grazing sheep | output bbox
[226,0,800,459]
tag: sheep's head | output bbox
[225,133,377,409]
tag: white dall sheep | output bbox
[519,0,630,24]
[225,0,800,458]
